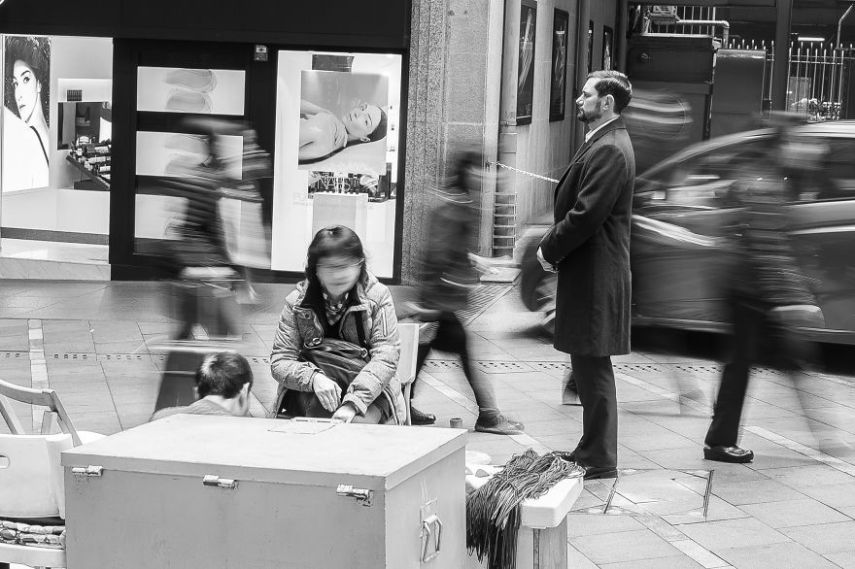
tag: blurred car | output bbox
[517,121,855,344]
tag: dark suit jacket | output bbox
[539,117,636,356]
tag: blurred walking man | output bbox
[537,70,635,480]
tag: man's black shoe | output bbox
[582,466,618,480]
[410,406,436,425]
[704,445,754,463]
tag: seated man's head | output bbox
[343,103,387,143]
[196,352,254,416]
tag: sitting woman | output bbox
[271,225,406,424]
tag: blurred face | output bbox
[13,60,41,123]
[343,103,382,141]
[575,78,604,124]
[316,255,363,298]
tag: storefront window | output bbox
[0,34,112,258]
[273,50,402,277]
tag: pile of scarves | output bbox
[0,519,65,549]
[466,450,584,569]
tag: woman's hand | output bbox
[312,374,342,412]
[332,402,358,423]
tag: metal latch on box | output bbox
[71,465,103,478]
[336,484,373,507]
[202,475,238,490]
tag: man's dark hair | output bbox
[195,352,253,399]
[587,70,632,114]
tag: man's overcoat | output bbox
[539,118,636,356]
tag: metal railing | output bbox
[730,39,855,121]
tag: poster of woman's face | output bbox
[516,0,537,125]
[3,35,51,191]
[298,70,388,174]
[550,9,569,122]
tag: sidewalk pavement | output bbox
[2,279,855,568]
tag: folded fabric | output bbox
[0,519,66,550]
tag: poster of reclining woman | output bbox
[298,70,388,175]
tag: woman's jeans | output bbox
[414,311,498,413]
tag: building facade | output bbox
[0,0,620,283]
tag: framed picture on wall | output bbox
[516,0,537,125]
[603,26,614,71]
[549,9,569,122]
[587,21,594,74]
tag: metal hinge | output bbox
[71,465,104,478]
[420,514,443,562]
[336,484,373,507]
[202,475,238,490]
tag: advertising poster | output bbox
[298,70,388,174]
[3,35,51,192]
[516,0,537,125]
[136,67,246,115]
[550,9,569,122]
[273,51,401,276]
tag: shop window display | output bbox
[274,51,402,277]
[1,35,112,254]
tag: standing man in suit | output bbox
[537,70,635,480]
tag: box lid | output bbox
[62,415,467,489]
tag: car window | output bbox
[636,138,769,208]
[791,137,855,201]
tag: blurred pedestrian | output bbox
[408,150,524,435]
[161,123,241,341]
[703,122,823,463]
[219,125,273,303]
[152,120,243,413]
[537,70,635,480]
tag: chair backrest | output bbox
[396,323,420,388]
[0,432,73,519]
[0,378,82,446]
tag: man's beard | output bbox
[576,101,603,124]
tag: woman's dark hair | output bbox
[588,70,632,114]
[305,225,368,292]
[195,352,253,399]
[366,107,388,142]
[4,35,51,123]
[448,149,484,194]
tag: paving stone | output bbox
[566,513,645,537]
[823,551,855,568]
[780,520,855,554]
[677,518,790,551]
[739,499,850,528]
[762,464,855,488]
[571,528,681,565]
[599,554,706,569]
[717,542,839,569]
[711,479,808,506]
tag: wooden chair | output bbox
[0,379,82,447]
[0,378,103,569]
[396,323,420,426]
